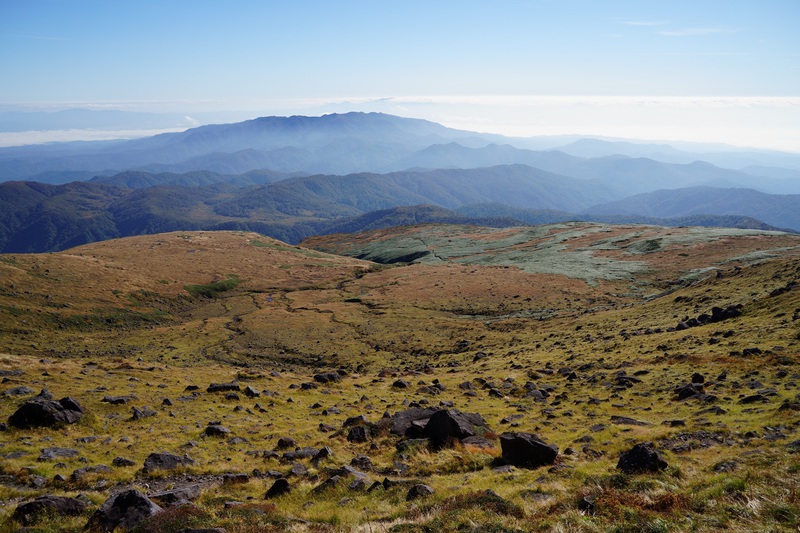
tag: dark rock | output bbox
[70,464,111,482]
[206,383,239,393]
[675,383,705,401]
[223,473,250,484]
[577,495,597,514]
[343,414,368,427]
[142,452,194,473]
[8,394,84,429]
[85,489,162,532]
[389,407,438,437]
[461,435,495,449]
[276,436,296,449]
[347,425,370,443]
[265,478,291,498]
[617,442,668,474]
[691,373,705,384]
[130,406,157,420]
[243,386,260,397]
[499,432,558,468]
[739,394,769,404]
[392,379,410,389]
[406,484,434,500]
[350,455,373,470]
[101,395,136,405]
[4,386,35,396]
[423,409,490,450]
[202,425,231,437]
[610,415,650,426]
[12,495,88,526]
[112,457,136,467]
[311,475,342,494]
[38,446,79,461]
[313,372,340,384]
[312,446,333,463]
[289,463,308,477]
[281,447,319,461]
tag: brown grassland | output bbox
[0,224,799,532]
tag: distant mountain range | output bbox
[0,112,799,253]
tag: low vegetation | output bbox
[0,225,799,531]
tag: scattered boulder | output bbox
[202,424,231,437]
[266,478,291,498]
[142,452,195,473]
[85,489,162,532]
[406,484,434,501]
[4,385,35,396]
[617,442,668,474]
[347,425,371,443]
[206,383,240,393]
[130,406,157,420]
[424,409,490,450]
[610,415,650,426]
[499,432,558,468]
[276,436,296,449]
[388,407,438,437]
[112,456,137,467]
[8,391,84,429]
[38,446,79,461]
[313,372,340,384]
[12,495,88,526]
[101,395,136,405]
[243,386,260,397]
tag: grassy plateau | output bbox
[0,224,799,532]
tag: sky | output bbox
[1,0,799,151]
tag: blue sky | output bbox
[1,0,799,150]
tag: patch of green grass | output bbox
[184,274,241,298]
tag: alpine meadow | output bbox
[2,1,800,532]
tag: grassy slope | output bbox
[0,226,799,531]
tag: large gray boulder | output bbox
[499,432,558,468]
[12,495,87,526]
[617,442,668,474]
[423,409,490,450]
[8,391,84,429]
[85,489,162,532]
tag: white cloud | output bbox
[621,20,668,27]
[657,27,734,37]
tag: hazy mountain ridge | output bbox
[0,165,794,253]
[1,112,799,253]
[2,112,799,196]
[584,186,800,232]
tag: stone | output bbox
[112,456,137,468]
[617,442,668,474]
[4,386,35,396]
[276,436,296,449]
[347,425,370,443]
[38,446,79,461]
[85,489,162,532]
[243,386,260,397]
[12,495,87,526]
[313,372,340,384]
[499,432,558,468]
[202,424,231,437]
[8,393,84,429]
[206,383,240,393]
[406,484,434,500]
[265,478,291,498]
[149,485,202,506]
[423,409,490,450]
[142,452,195,473]
[130,406,157,420]
[101,395,136,405]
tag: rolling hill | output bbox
[1,227,799,530]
